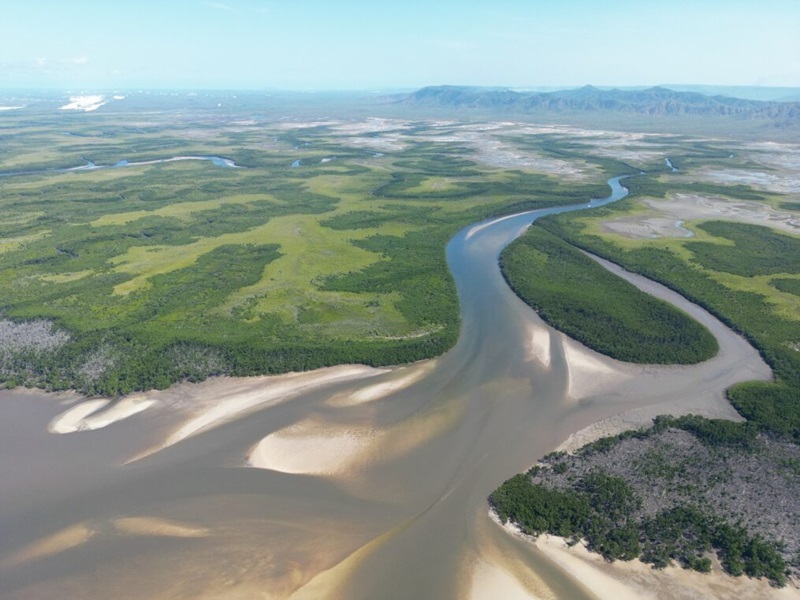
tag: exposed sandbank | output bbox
[3,524,93,568]
[128,364,389,462]
[487,511,800,600]
[535,534,800,600]
[113,517,209,538]
[326,360,437,407]
[469,559,540,600]
[49,396,155,434]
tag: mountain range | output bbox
[400,85,800,122]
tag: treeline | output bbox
[490,427,793,588]
[499,226,718,364]
[1,322,458,397]
[490,473,788,585]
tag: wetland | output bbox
[1,99,799,599]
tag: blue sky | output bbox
[1,0,798,90]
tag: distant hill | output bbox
[401,85,800,122]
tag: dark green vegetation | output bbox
[773,278,800,297]
[0,112,620,395]
[490,416,800,586]
[500,226,718,364]
[534,169,800,441]
[686,221,800,276]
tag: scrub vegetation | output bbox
[490,416,799,586]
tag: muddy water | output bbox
[0,178,769,599]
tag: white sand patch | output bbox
[466,213,524,240]
[343,134,409,152]
[3,524,93,568]
[562,337,630,399]
[699,169,800,193]
[329,361,436,406]
[80,397,156,430]
[271,120,340,130]
[48,399,110,433]
[48,397,155,434]
[644,193,800,235]
[329,118,411,135]
[112,517,209,538]
[248,423,374,475]
[156,365,386,453]
[535,535,800,600]
[740,142,800,173]
[60,95,107,112]
[470,560,541,600]
[535,536,658,600]
[527,323,551,367]
[249,390,458,476]
[601,216,694,239]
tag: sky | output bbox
[1,0,799,91]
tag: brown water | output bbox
[0,178,770,599]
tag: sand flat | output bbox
[132,364,389,460]
[48,399,110,433]
[113,517,209,538]
[4,524,93,568]
[536,535,800,600]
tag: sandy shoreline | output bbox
[481,509,800,600]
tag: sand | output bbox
[248,385,459,477]
[487,512,800,600]
[248,422,374,475]
[112,517,209,538]
[327,360,437,407]
[3,524,93,568]
[129,365,388,461]
[48,396,157,434]
[601,216,694,239]
[561,337,632,399]
[645,193,800,235]
[48,399,110,433]
[526,322,552,367]
[469,560,541,600]
[535,535,800,600]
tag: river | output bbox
[0,177,770,599]
[0,156,239,178]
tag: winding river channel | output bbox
[0,178,771,599]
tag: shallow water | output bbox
[0,177,769,599]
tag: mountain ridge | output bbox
[400,85,800,121]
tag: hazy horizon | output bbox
[2,0,799,91]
